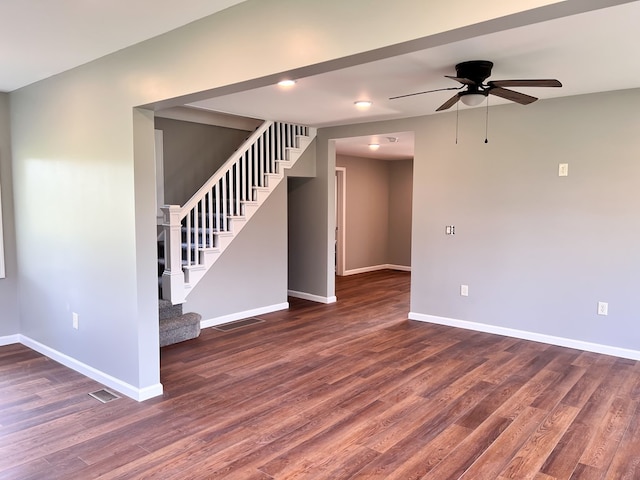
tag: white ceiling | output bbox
[334,132,416,161]
[188,1,640,159]
[0,0,247,92]
[191,2,640,126]
[2,1,639,160]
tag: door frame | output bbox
[335,167,346,276]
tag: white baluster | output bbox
[279,122,284,159]
[221,173,227,231]
[215,182,220,233]
[255,138,260,187]
[234,162,240,217]
[258,134,264,187]
[186,207,192,265]
[260,128,273,175]
[268,123,277,170]
[199,199,204,256]
[207,190,213,247]
[245,146,252,201]
[241,153,246,203]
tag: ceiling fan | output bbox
[390,60,562,111]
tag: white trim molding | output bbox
[335,166,346,276]
[408,312,640,361]
[342,264,411,276]
[288,290,337,304]
[0,334,19,346]
[19,335,164,401]
[154,129,165,224]
[200,302,289,329]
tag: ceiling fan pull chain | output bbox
[484,95,490,144]
[456,100,459,145]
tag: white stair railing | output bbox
[161,120,313,304]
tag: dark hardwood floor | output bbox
[2,270,640,479]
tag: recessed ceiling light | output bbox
[278,79,296,87]
[354,100,372,110]
[368,143,380,150]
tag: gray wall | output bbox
[0,93,18,337]
[338,154,389,270]
[5,0,599,392]
[154,117,250,205]
[321,88,640,352]
[184,180,287,320]
[288,138,332,300]
[336,154,412,271]
[388,159,413,267]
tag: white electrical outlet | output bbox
[559,163,569,177]
[72,312,79,330]
[597,302,608,316]
[460,285,469,297]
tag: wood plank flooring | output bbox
[2,270,640,479]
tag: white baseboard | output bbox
[0,334,20,346]
[287,290,337,304]
[387,264,411,272]
[19,335,164,401]
[200,302,289,329]
[343,264,411,276]
[409,312,640,361]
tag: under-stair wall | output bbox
[183,138,317,325]
[161,120,316,305]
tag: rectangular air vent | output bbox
[213,317,265,332]
[89,389,120,403]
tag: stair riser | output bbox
[159,312,201,347]
[159,299,183,320]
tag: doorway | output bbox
[333,132,414,277]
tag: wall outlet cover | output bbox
[559,163,569,177]
[597,302,608,316]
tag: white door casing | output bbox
[335,167,346,276]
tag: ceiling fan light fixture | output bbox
[354,100,372,110]
[460,93,486,107]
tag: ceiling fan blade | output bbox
[389,86,461,100]
[445,75,476,86]
[488,87,538,105]
[488,79,562,88]
[436,93,461,111]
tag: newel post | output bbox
[161,205,186,304]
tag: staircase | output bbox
[158,299,201,347]
[160,120,316,305]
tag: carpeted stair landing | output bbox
[159,299,201,347]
